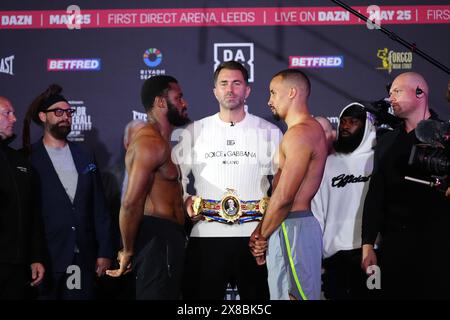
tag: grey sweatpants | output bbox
[266,210,322,300]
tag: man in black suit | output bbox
[0,96,45,299]
[361,72,450,299]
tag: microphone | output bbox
[230,122,235,127]
[359,98,401,127]
[359,98,391,115]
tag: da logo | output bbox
[214,43,254,82]
[376,48,412,74]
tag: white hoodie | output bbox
[312,103,376,258]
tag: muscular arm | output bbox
[260,127,313,239]
[120,135,166,255]
[272,169,281,192]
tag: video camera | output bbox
[407,119,450,192]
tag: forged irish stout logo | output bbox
[214,43,254,82]
[376,47,412,74]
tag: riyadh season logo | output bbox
[214,43,254,82]
[0,55,14,76]
[143,48,162,67]
[376,48,412,74]
[67,101,93,142]
[140,48,166,80]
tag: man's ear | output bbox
[38,111,46,123]
[154,96,166,109]
[245,86,251,100]
[288,87,297,99]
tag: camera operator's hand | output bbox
[361,244,378,274]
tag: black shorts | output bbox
[134,216,187,300]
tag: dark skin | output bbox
[339,116,364,138]
[106,83,187,277]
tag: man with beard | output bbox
[249,69,326,300]
[361,72,450,299]
[0,96,45,299]
[22,84,113,299]
[177,61,281,300]
[312,103,376,299]
[106,75,190,300]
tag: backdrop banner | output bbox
[1,0,449,178]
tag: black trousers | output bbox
[322,249,376,300]
[38,253,95,300]
[379,230,450,300]
[0,263,29,299]
[182,237,269,300]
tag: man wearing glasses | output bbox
[22,84,113,299]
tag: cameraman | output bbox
[361,72,450,299]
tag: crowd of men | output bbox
[1,65,449,300]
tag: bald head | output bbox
[389,72,431,128]
[0,96,17,140]
[0,96,11,107]
[272,69,311,99]
[393,72,429,95]
[315,116,334,134]
[315,116,336,153]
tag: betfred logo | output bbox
[47,59,101,71]
[289,56,344,68]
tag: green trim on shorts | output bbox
[281,221,308,300]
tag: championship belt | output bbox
[219,189,242,223]
[191,188,269,224]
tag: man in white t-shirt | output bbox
[313,103,376,299]
[175,61,282,300]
